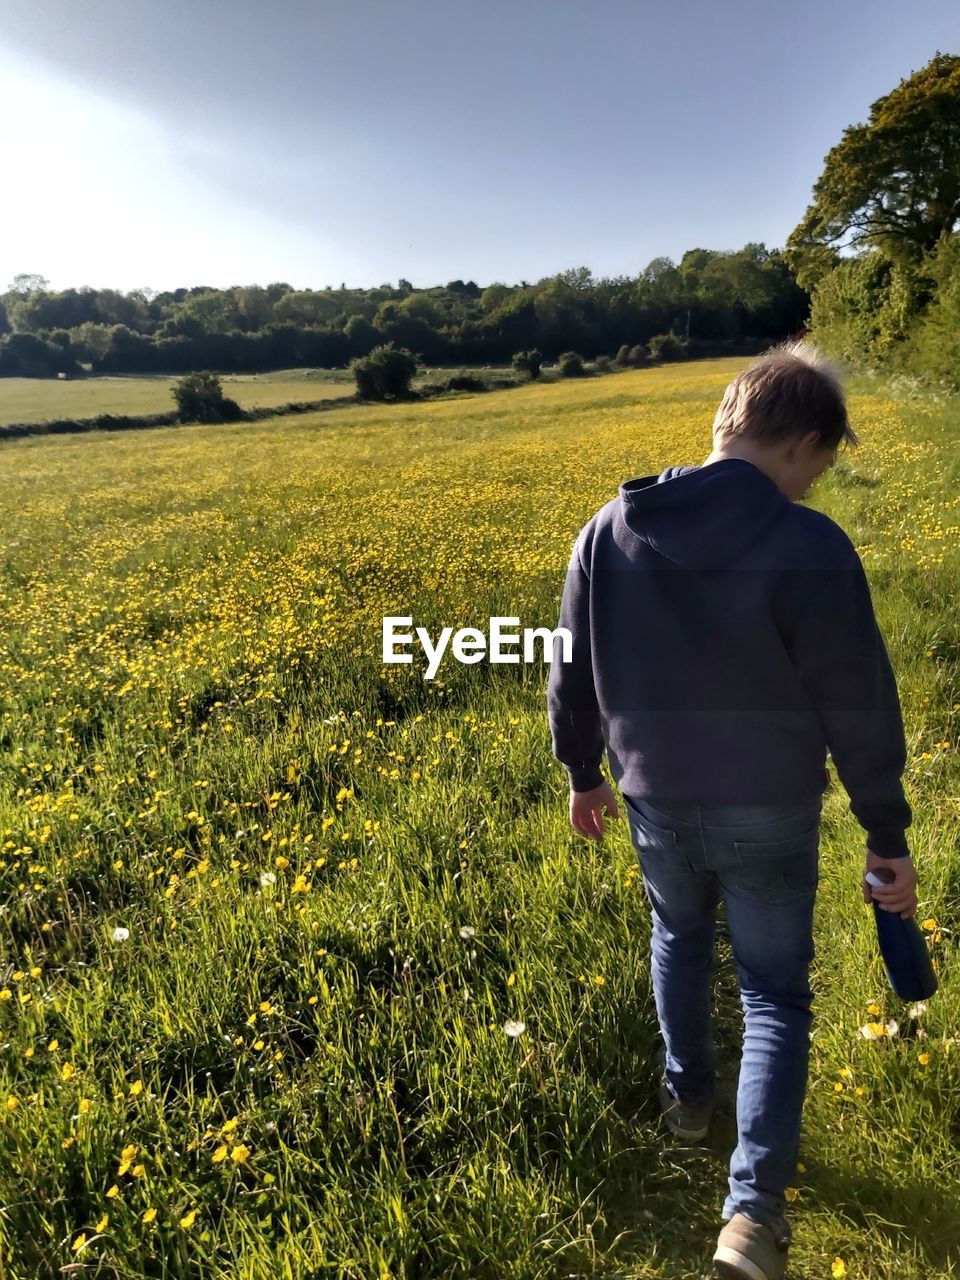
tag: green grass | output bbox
[0,359,957,1278]
[0,366,523,426]
[0,373,354,424]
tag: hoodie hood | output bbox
[618,458,790,569]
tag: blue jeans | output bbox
[623,791,823,1247]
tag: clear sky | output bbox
[1,0,957,294]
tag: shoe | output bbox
[656,1046,713,1140]
[712,1212,789,1280]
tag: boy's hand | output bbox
[570,781,620,841]
[863,848,918,920]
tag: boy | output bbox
[546,340,919,1280]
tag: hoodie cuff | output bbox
[866,829,911,860]
[567,764,605,792]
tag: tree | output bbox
[273,289,342,327]
[8,286,102,334]
[160,289,240,337]
[8,273,49,295]
[171,371,243,423]
[555,266,594,292]
[808,249,929,367]
[902,231,960,389]
[786,52,960,289]
[512,348,542,379]
[480,283,512,312]
[349,343,418,400]
[233,285,275,331]
[344,314,383,358]
[69,322,114,364]
[557,350,586,377]
[265,282,293,301]
[483,294,539,356]
[0,332,81,377]
[535,275,602,356]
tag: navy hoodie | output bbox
[546,458,912,859]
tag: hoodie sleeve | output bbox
[546,531,606,791]
[785,549,912,858]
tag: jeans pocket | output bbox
[732,824,820,896]
[624,797,690,874]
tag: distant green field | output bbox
[0,374,354,425]
[0,366,519,425]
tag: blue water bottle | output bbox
[865,867,938,1001]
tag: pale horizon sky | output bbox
[1,0,958,295]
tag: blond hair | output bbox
[712,339,859,452]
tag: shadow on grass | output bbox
[577,911,960,1278]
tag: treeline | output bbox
[0,245,807,378]
[786,52,960,391]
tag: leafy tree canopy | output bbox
[786,52,960,289]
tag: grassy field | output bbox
[0,358,958,1278]
[0,373,355,424]
[0,366,520,426]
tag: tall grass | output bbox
[0,359,957,1278]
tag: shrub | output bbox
[900,235,960,391]
[593,354,612,372]
[808,250,928,372]
[171,371,243,423]
[615,344,632,366]
[647,333,689,362]
[628,343,649,366]
[445,373,485,392]
[349,343,418,400]
[512,348,543,379]
[557,350,586,377]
